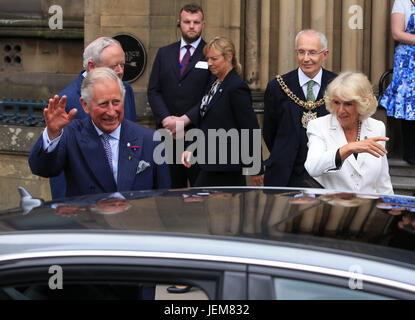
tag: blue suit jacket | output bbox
[263,68,337,187]
[50,71,137,199]
[147,40,211,127]
[30,118,170,198]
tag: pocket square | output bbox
[136,160,151,175]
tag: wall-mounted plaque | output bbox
[113,33,147,83]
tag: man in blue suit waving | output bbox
[29,68,170,197]
[50,37,137,199]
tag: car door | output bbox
[0,254,248,300]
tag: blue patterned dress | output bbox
[380,5,415,120]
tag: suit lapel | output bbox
[316,69,330,101]
[77,119,117,192]
[328,116,363,175]
[356,120,374,171]
[285,70,306,134]
[117,121,143,192]
[289,69,307,101]
[170,42,181,80]
[202,70,233,117]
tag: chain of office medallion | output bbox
[275,75,325,111]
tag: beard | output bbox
[181,31,202,44]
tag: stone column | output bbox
[310,0,334,71]
[371,0,389,83]
[260,0,271,89]
[341,0,365,71]
[244,0,260,89]
[278,0,302,74]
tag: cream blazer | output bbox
[305,115,394,195]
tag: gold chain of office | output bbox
[275,75,326,129]
[275,75,325,111]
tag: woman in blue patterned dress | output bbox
[380,0,415,164]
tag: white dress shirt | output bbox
[179,37,202,61]
[298,68,323,100]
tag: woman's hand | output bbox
[251,174,264,186]
[340,136,389,161]
[181,151,193,168]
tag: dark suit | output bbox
[187,69,261,187]
[50,71,138,199]
[147,40,211,188]
[263,68,336,187]
[29,118,170,198]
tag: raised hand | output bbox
[44,95,77,140]
[340,136,389,161]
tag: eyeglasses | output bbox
[296,49,326,57]
[108,62,125,70]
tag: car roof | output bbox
[1,187,415,266]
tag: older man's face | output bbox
[82,78,124,134]
[97,44,126,80]
[296,33,328,79]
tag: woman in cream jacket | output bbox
[305,72,394,195]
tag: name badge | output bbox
[195,61,208,70]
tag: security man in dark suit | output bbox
[147,3,211,189]
[263,29,337,187]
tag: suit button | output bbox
[178,83,182,88]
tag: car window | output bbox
[0,283,209,300]
[273,278,394,300]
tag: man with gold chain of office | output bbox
[263,29,337,187]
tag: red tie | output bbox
[180,45,192,76]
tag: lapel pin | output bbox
[127,142,131,147]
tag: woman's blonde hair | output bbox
[203,36,242,75]
[324,72,378,121]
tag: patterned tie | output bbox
[307,80,316,102]
[180,45,192,76]
[102,134,113,173]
